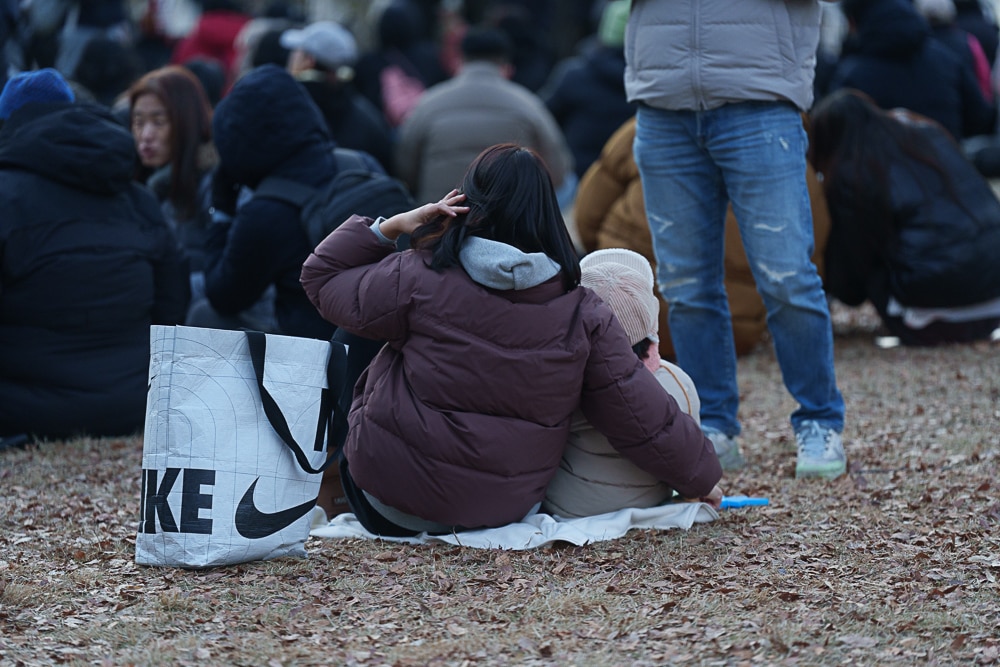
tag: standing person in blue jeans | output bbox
[625,0,847,480]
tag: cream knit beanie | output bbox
[580,248,660,346]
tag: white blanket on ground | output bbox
[308,502,718,550]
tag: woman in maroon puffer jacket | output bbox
[301,143,722,536]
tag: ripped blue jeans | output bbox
[634,102,844,436]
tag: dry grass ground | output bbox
[1,303,998,666]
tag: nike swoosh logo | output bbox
[234,478,316,539]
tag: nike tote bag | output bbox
[135,326,347,568]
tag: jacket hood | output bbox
[459,237,561,290]
[212,64,332,186]
[852,0,929,59]
[0,102,136,195]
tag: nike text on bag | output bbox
[135,326,347,568]
[253,148,415,250]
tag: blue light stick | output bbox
[720,495,769,509]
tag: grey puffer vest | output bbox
[624,0,823,111]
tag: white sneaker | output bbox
[704,428,745,471]
[795,420,846,480]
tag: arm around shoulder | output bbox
[579,305,722,499]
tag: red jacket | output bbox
[301,217,721,528]
[171,10,249,86]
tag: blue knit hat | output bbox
[0,68,76,120]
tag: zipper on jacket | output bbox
[690,1,705,109]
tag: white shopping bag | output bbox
[135,326,347,568]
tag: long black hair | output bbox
[809,88,967,215]
[410,143,581,290]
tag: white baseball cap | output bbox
[280,21,358,70]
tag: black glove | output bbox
[211,165,241,217]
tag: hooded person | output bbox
[542,248,703,518]
[0,68,190,442]
[190,63,340,340]
[831,0,995,139]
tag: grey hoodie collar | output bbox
[459,237,561,291]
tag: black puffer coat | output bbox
[542,42,635,179]
[830,0,995,139]
[824,113,1000,309]
[0,102,190,439]
[205,64,339,340]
